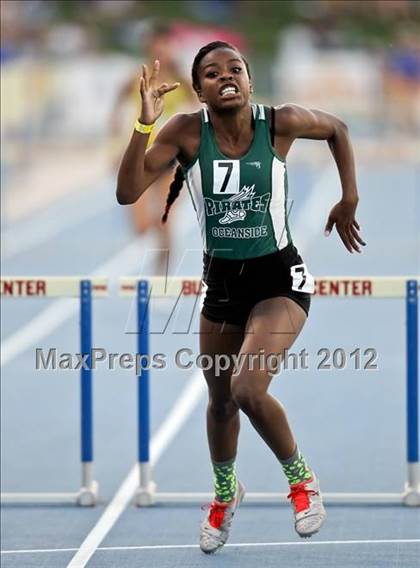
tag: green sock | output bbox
[212,457,237,502]
[280,446,312,485]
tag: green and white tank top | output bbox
[182,103,292,260]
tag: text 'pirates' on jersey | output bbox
[182,104,293,260]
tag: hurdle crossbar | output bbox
[1,276,108,506]
[120,275,420,507]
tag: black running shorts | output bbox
[201,243,312,327]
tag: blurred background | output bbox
[1,0,419,238]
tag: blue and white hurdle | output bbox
[1,276,108,506]
[120,275,419,507]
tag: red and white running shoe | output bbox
[287,473,326,537]
[199,480,246,553]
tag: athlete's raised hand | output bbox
[138,60,180,125]
[324,199,366,253]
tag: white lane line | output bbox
[66,371,206,568]
[1,235,151,367]
[3,538,420,554]
[92,537,420,550]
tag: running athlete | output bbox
[117,41,366,554]
[111,23,196,273]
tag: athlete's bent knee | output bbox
[231,382,265,417]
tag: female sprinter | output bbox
[110,23,195,273]
[116,41,365,554]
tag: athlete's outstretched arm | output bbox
[275,104,366,253]
[116,61,181,205]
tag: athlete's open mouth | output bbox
[219,84,239,98]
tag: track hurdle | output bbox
[1,276,108,506]
[120,275,419,507]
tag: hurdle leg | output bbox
[77,280,99,506]
[134,280,156,506]
[403,279,420,506]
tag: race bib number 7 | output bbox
[213,160,240,194]
[291,264,315,294]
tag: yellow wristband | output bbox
[134,119,155,134]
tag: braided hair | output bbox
[161,41,250,224]
[162,164,184,224]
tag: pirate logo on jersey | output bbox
[204,185,270,225]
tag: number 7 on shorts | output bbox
[291,264,315,293]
